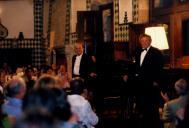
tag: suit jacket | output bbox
[162,95,189,128]
[135,46,164,83]
[72,53,92,79]
[132,46,164,128]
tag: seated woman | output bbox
[162,78,189,128]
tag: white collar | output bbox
[76,53,83,57]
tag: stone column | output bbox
[65,44,74,78]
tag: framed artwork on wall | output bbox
[102,9,112,42]
[99,3,113,43]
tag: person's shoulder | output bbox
[166,98,181,108]
[150,46,163,55]
[72,55,77,60]
[150,46,161,52]
[73,55,77,58]
[82,53,89,58]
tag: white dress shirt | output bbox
[140,47,150,66]
[67,94,98,128]
[73,54,83,75]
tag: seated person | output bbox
[57,64,70,89]
[22,88,78,128]
[162,78,189,128]
[67,77,98,128]
[2,76,26,124]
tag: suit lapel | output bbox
[140,47,152,67]
[72,55,76,73]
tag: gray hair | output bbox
[175,78,189,95]
[6,76,26,97]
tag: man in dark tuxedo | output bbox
[72,40,96,80]
[134,34,164,128]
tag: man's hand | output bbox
[161,91,169,102]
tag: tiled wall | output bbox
[113,0,129,42]
[86,0,91,10]
[0,39,43,68]
[114,0,139,42]
[132,0,139,23]
[0,0,45,68]
[68,0,139,43]
[65,0,71,44]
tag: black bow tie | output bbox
[141,48,147,52]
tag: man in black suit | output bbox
[134,34,164,128]
[72,40,96,80]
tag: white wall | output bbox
[0,0,34,38]
[70,0,86,33]
[119,0,133,24]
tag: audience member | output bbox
[0,89,11,128]
[22,87,78,128]
[177,95,189,128]
[22,88,57,115]
[52,88,78,128]
[162,78,189,128]
[57,64,70,89]
[67,77,98,128]
[34,74,57,89]
[13,109,54,128]
[24,67,36,92]
[2,76,26,123]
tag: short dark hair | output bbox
[52,88,71,121]
[22,88,57,113]
[13,109,54,128]
[70,77,86,95]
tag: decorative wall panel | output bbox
[0,0,45,68]
[113,0,129,42]
[0,39,42,68]
[65,0,71,44]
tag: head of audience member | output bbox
[5,76,26,99]
[34,74,58,89]
[51,64,57,71]
[47,67,56,76]
[70,77,87,98]
[58,64,67,75]
[74,40,84,56]
[15,67,24,77]
[139,34,152,49]
[51,88,72,121]
[40,65,50,75]
[175,78,189,96]
[2,62,11,74]
[22,88,57,114]
[25,67,34,80]
[14,107,54,128]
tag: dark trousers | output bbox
[134,79,161,128]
